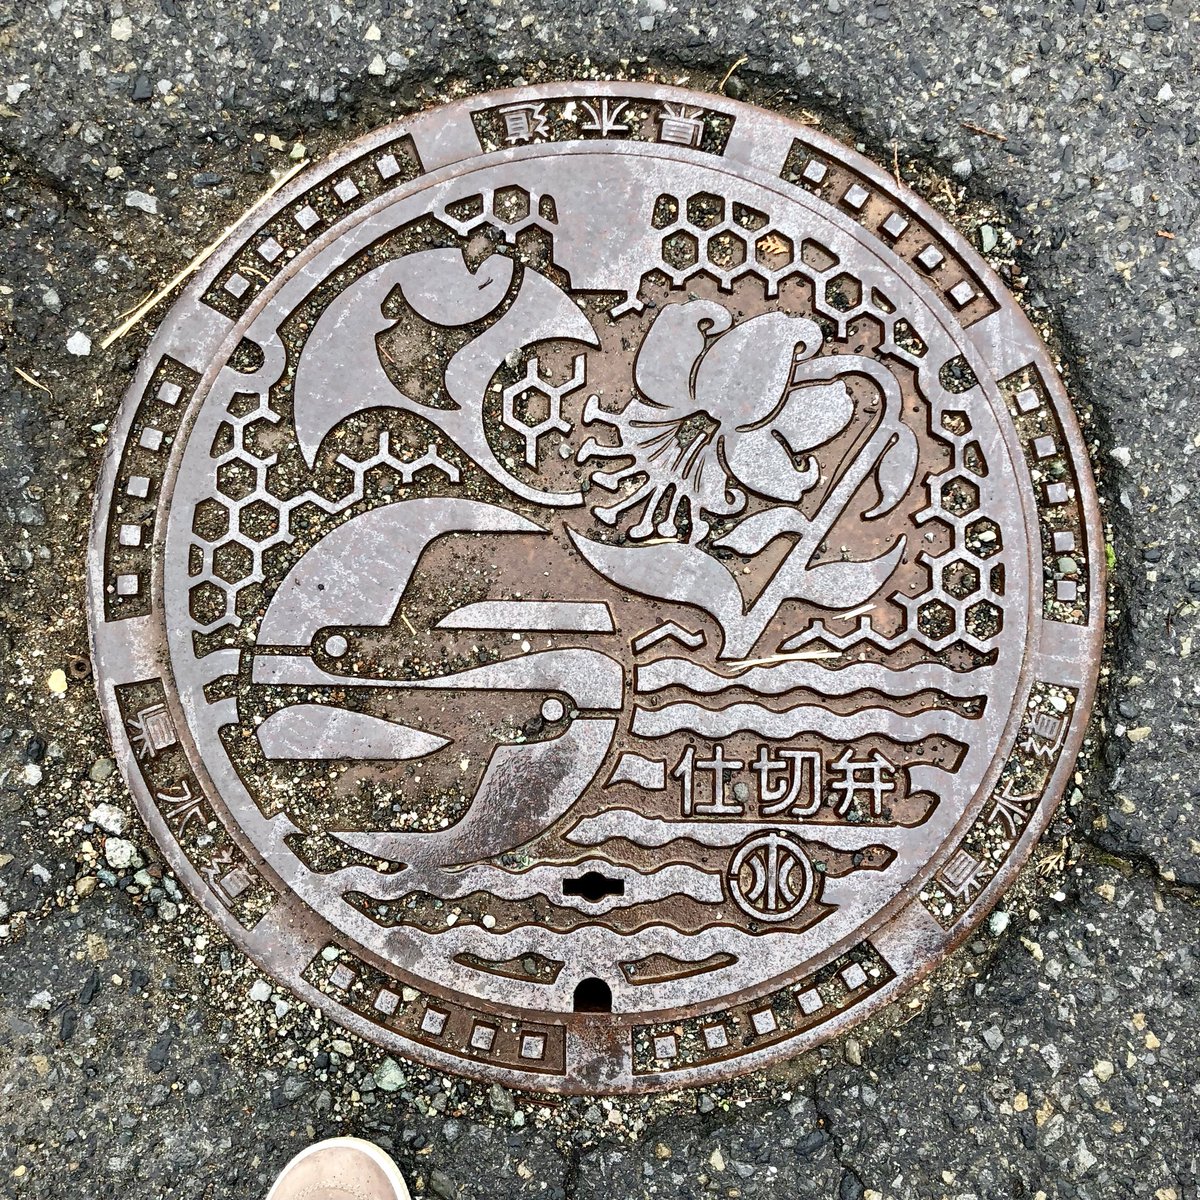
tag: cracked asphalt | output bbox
[2,1,1198,1198]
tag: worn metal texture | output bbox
[86,81,1104,1094]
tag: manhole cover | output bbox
[88,83,1103,1093]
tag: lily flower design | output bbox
[573,299,919,658]
[578,300,858,541]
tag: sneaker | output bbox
[266,1137,412,1200]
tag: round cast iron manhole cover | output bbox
[88,83,1104,1093]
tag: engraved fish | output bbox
[252,498,623,867]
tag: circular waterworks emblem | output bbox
[88,84,1103,1092]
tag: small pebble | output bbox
[89,758,115,783]
[375,1058,406,1092]
[125,190,159,215]
[488,1083,515,1116]
[89,803,127,835]
[104,839,142,871]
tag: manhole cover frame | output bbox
[87,81,1105,1094]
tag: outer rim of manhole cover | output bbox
[88,81,1104,1094]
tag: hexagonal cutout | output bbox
[707,230,746,270]
[216,459,258,502]
[965,517,1002,558]
[685,192,725,230]
[514,224,553,269]
[755,231,795,267]
[192,497,230,542]
[942,475,980,517]
[494,185,530,224]
[652,193,679,230]
[942,559,981,600]
[212,538,254,585]
[917,599,955,640]
[662,230,699,271]
[825,272,863,313]
[966,599,1002,640]
[511,386,552,427]
[189,580,227,626]
[239,498,281,541]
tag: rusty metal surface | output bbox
[86,82,1104,1094]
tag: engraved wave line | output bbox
[635,658,989,698]
[630,703,979,742]
[365,906,758,939]
[565,810,931,855]
[328,858,722,909]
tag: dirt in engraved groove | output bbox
[87,82,1103,1094]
